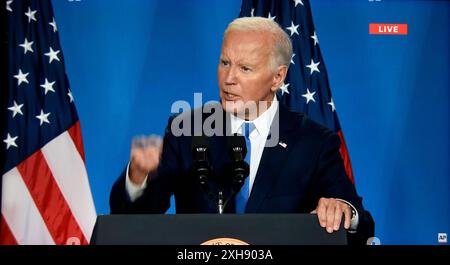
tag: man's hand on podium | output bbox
[311,198,353,234]
[129,135,163,185]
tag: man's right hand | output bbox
[129,135,163,185]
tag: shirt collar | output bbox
[230,95,279,138]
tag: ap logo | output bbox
[438,233,447,244]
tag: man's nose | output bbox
[224,67,237,85]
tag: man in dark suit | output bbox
[110,17,374,244]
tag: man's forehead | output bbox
[223,29,272,44]
[221,31,272,57]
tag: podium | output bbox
[90,214,347,245]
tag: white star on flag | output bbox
[44,47,60,63]
[328,98,336,112]
[40,78,56,95]
[36,109,51,126]
[19,38,34,54]
[25,7,37,23]
[279,83,290,95]
[3,133,18,150]
[286,21,299,36]
[311,31,319,46]
[302,88,316,104]
[293,0,304,7]
[268,12,276,21]
[14,69,29,86]
[291,53,296,65]
[306,59,320,74]
[49,17,58,32]
[8,101,24,118]
[68,89,74,102]
[6,0,12,12]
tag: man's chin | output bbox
[220,99,261,120]
[220,99,244,115]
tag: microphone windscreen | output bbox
[192,135,209,149]
[227,134,247,158]
[191,136,209,160]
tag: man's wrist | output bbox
[335,198,359,233]
[125,161,148,202]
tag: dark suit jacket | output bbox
[110,103,374,244]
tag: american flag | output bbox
[1,0,96,244]
[239,0,355,183]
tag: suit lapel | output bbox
[246,105,300,212]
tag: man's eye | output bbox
[221,60,229,66]
[241,66,251,72]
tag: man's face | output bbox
[217,30,286,119]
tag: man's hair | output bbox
[224,17,293,71]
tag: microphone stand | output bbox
[218,190,224,214]
[192,135,249,215]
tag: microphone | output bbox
[227,134,249,193]
[191,136,228,214]
[191,136,212,194]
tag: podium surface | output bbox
[91,214,347,245]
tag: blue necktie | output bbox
[235,122,254,214]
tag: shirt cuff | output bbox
[125,161,148,202]
[335,198,359,233]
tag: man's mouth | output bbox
[223,91,240,101]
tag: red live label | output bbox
[369,23,408,35]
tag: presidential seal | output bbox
[201,237,249,245]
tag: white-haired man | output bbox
[110,17,374,245]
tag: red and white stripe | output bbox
[1,122,96,245]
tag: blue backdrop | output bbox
[52,0,449,244]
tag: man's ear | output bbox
[271,65,288,92]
